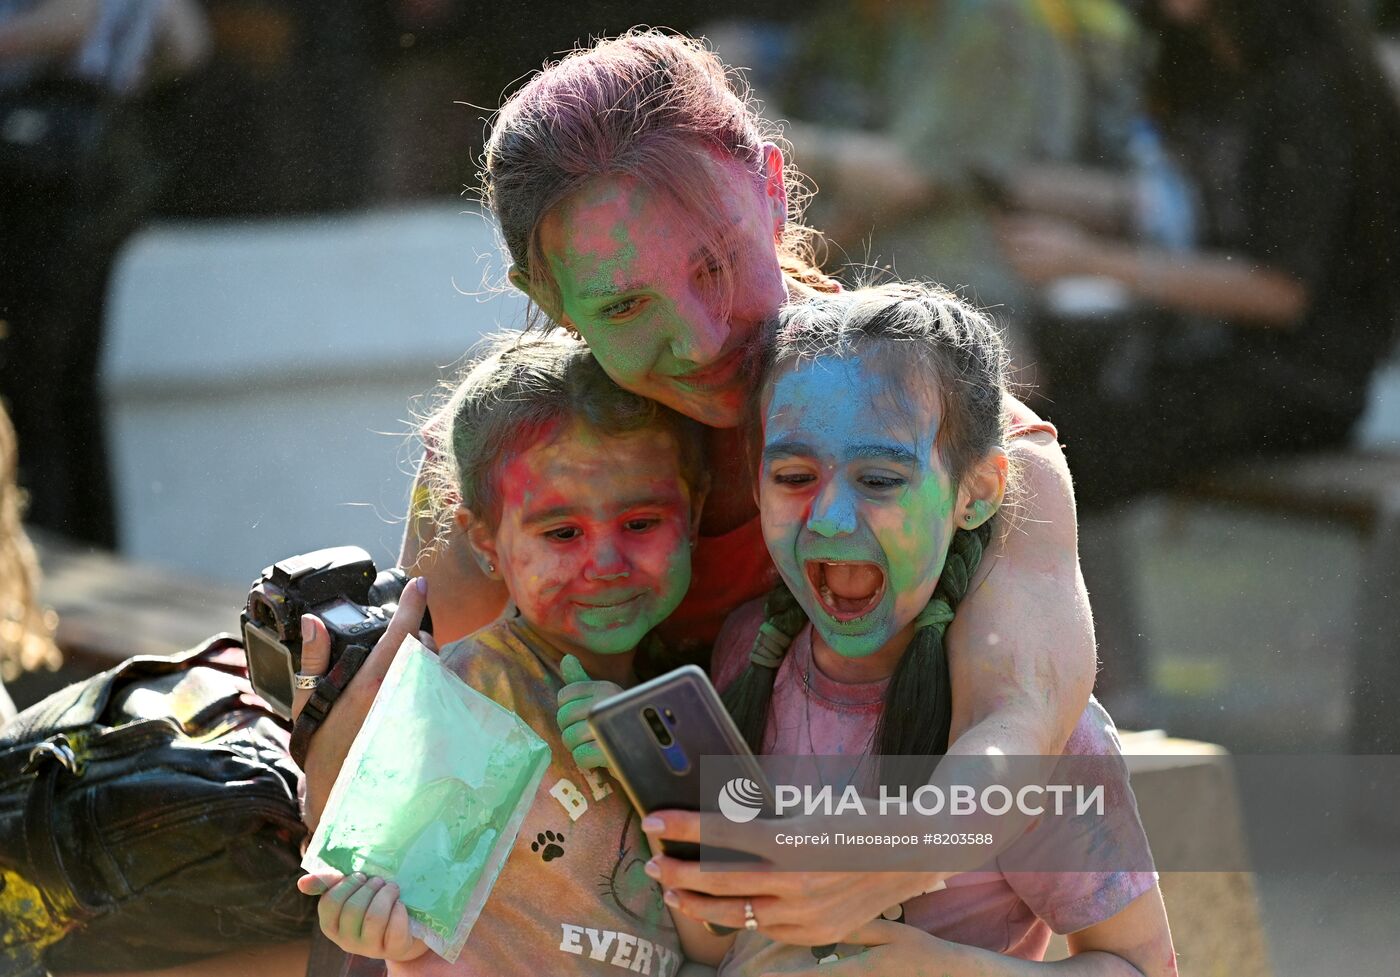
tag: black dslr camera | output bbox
[241,546,427,718]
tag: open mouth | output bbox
[805,561,886,622]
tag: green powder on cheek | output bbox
[545,246,654,377]
[885,477,957,598]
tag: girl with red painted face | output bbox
[301,333,731,973]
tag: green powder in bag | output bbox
[302,637,550,962]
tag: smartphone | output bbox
[587,665,771,863]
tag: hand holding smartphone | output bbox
[589,666,772,937]
[587,665,771,863]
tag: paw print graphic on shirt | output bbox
[531,830,566,862]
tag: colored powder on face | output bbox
[538,167,787,430]
[487,422,697,663]
[760,355,960,663]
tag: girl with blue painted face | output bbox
[724,284,1013,769]
[697,283,1175,975]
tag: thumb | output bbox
[300,615,331,676]
[296,871,343,896]
[560,653,591,685]
[292,615,331,721]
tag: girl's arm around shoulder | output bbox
[1067,884,1177,977]
[947,419,1096,759]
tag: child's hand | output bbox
[556,654,623,770]
[298,872,429,962]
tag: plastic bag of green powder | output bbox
[302,636,550,962]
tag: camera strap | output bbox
[289,643,371,769]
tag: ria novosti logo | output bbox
[716,777,1107,822]
[717,777,765,823]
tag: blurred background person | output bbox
[0,401,60,723]
[773,0,1143,349]
[995,0,1400,702]
[0,0,210,549]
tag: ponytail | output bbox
[721,585,807,753]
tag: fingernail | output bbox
[642,816,664,832]
[351,872,366,883]
[414,577,428,595]
[300,616,313,642]
[663,889,679,908]
[303,878,327,895]
[644,859,660,880]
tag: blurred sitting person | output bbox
[994,0,1400,706]
[776,0,1143,322]
[0,0,209,548]
[996,0,1400,508]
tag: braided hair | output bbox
[723,282,1008,786]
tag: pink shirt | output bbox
[711,600,1157,970]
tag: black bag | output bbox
[0,636,316,976]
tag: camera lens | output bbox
[643,707,673,747]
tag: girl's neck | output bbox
[510,612,637,686]
[698,425,757,536]
[810,622,916,685]
[568,647,636,687]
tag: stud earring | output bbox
[486,562,496,573]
